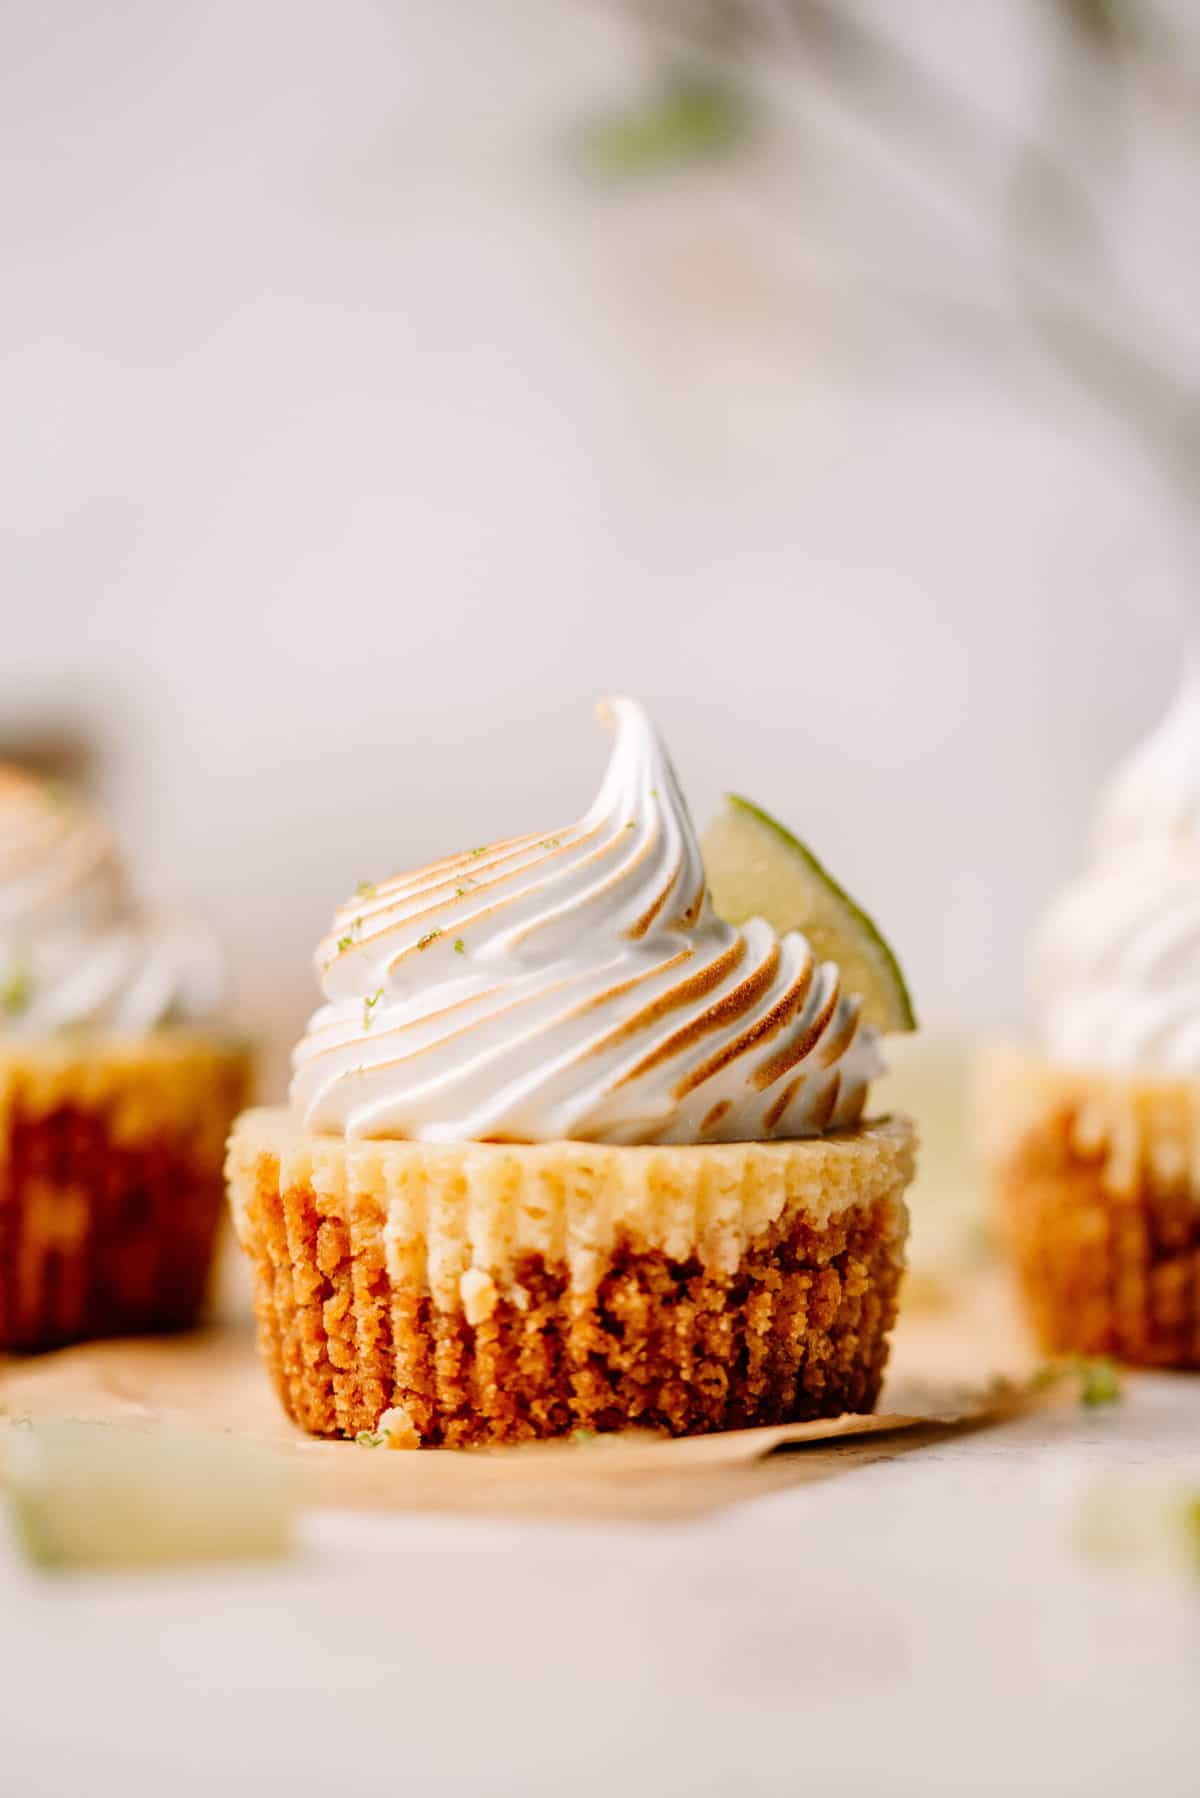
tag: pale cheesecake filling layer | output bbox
[0,765,225,1037]
[1034,664,1200,1075]
[291,699,883,1143]
[230,1109,915,1297]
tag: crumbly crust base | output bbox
[226,1112,914,1445]
[976,1046,1200,1366]
[0,1035,251,1351]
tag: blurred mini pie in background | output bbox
[976,663,1200,1366]
[0,766,250,1350]
[227,698,918,1446]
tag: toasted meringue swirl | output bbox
[0,765,225,1036]
[291,699,882,1143]
[1033,661,1200,1073]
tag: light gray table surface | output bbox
[2,1368,1196,1798]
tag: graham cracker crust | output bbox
[227,1113,914,1445]
[0,1036,251,1351]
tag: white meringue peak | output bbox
[290,699,882,1143]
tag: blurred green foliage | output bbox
[569,67,752,181]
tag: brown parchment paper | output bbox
[0,1271,1045,1522]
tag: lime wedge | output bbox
[701,793,916,1034]
[4,1417,296,1571]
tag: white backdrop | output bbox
[3,1,1195,1090]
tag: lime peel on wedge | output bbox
[701,793,916,1035]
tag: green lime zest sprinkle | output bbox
[1,965,31,1016]
[363,988,384,1028]
[539,837,561,849]
[571,1428,596,1444]
[469,846,486,858]
[453,938,465,954]
[1074,1357,1122,1408]
[336,935,353,952]
[45,776,72,805]
[650,788,658,798]
[625,820,635,830]
[416,929,442,951]
[355,1430,384,1448]
[1031,1357,1124,1407]
[1183,1493,1200,1574]
[356,881,376,898]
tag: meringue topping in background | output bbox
[0,765,227,1036]
[291,698,883,1143]
[1093,656,1200,857]
[1032,658,1200,1074]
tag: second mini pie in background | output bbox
[227,699,917,1445]
[0,767,250,1351]
[976,665,1200,1367]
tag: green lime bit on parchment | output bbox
[1032,1356,1124,1409]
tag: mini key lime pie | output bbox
[0,766,250,1350]
[977,665,1200,1366]
[228,700,917,1445]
